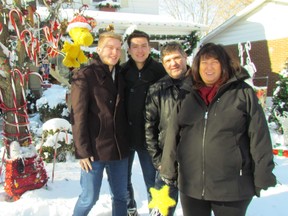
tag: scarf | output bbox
[198,85,218,105]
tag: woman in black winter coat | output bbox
[160,43,276,216]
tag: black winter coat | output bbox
[145,74,192,169]
[121,56,166,150]
[160,69,276,201]
[71,56,129,161]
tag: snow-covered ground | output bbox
[0,91,287,215]
[0,142,287,216]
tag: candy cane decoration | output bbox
[9,9,24,39]
[238,43,244,66]
[43,26,61,57]
[0,22,3,35]
[10,70,22,135]
[20,30,33,60]
[245,41,257,73]
[19,29,40,65]
[8,8,40,66]
[1,68,34,147]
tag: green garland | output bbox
[90,30,200,60]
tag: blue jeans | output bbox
[73,158,128,216]
[155,171,178,216]
[127,149,156,210]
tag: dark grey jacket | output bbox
[160,68,276,201]
[145,74,191,169]
[121,56,166,150]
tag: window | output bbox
[92,0,118,3]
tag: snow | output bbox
[42,118,71,132]
[0,90,288,215]
[0,146,287,215]
[36,85,68,110]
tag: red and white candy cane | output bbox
[30,36,40,66]
[9,9,24,39]
[0,22,3,35]
[7,68,32,141]
[20,29,40,65]
[43,26,61,57]
[9,69,24,135]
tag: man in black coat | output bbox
[121,30,166,216]
[145,42,190,216]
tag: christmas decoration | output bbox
[39,58,50,80]
[274,111,288,146]
[38,118,73,182]
[273,149,288,157]
[268,60,288,132]
[61,15,95,68]
[4,152,48,201]
[148,185,176,216]
[238,41,268,108]
[95,0,121,11]
[0,1,54,200]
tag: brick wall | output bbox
[224,38,288,96]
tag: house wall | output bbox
[202,1,288,45]
[224,37,288,96]
[81,0,160,14]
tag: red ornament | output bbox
[22,9,29,16]
[272,149,288,157]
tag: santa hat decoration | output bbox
[67,15,92,32]
[86,17,97,29]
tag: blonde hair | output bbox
[98,31,122,48]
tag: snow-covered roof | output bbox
[37,7,208,36]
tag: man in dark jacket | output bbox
[145,42,190,216]
[71,31,129,216]
[121,30,166,216]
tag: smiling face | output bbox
[128,37,150,69]
[162,51,187,79]
[199,56,222,87]
[97,37,122,70]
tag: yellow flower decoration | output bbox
[148,185,176,216]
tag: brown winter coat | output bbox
[71,56,129,161]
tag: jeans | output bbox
[73,158,128,216]
[154,171,178,216]
[127,149,156,210]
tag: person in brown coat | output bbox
[71,31,129,216]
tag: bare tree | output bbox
[160,0,254,33]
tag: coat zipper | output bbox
[201,111,208,198]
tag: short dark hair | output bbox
[127,30,150,47]
[160,41,186,61]
[191,43,237,88]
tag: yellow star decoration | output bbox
[148,185,176,216]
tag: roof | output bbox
[37,7,208,36]
[200,0,288,44]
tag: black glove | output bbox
[161,176,177,187]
